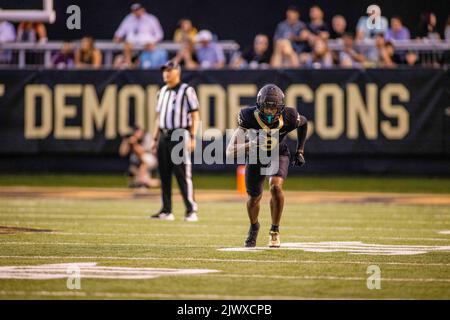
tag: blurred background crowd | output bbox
[0,3,449,69]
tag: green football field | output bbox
[0,175,449,299]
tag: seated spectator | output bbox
[52,42,75,69]
[75,36,102,69]
[230,34,270,69]
[274,5,310,53]
[366,33,395,67]
[384,41,399,66]
[404,51,420,66]
[385,16,410,41]
[138,38,168,69]
[417,12,440,40]
[173,18,197,43]
[330,15,347,39]
[114,3,163,45]
[195,29,225,69]
[356,12,388,40]
[173,39,199,70]
[339,32,365,68]
[114,42,137,69]
[270,39,299,68]
[303,38,333,69]
[308,6,329,40]
[0,20,15,64]
[16,22,47,43]
[119,126,160,189]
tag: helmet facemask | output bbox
[257,101,284,125]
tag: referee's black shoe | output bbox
[244,222,260,247]
[151,211,175,221]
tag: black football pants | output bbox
[157,129,197,214]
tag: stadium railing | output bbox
[0,40,240,68]
[0,39,449,68]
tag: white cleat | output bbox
[269,231,281,248]
[184,212,198,222]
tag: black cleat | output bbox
[244,222,260,247]
[150,211,175,221]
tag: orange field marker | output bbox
[236,165,246,196]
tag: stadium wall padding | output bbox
[0,68,448,175]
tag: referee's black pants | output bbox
[157,129,197,214]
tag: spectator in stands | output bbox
[308,6,329,40]
[0,20,15,64]
[52,42,75,69]
[75,36,102,69]
[330,15,347,39]
[195,29,225,69]
[230,34,271,69]
[114,42,137,69]
[303,38,333,69]
[385,16,410,41]
[417,12,440,40]
[356,12,388,40]
[119,126,160,189]
[384,41,399,66]
[270,39,299,68]
[446,16,450,41]
[137,38,168,69]
[173,39,199,69]
[173,18,197,43]
[338,32,365,68]
[16,22,47,43]
[114,3,163,45]
[16,21,48,66]
[366,33,395,67]
[274,5,310,53]
[404,51,419,66]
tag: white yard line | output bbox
[0,255,449,267]
[45,232,450,242]
[207,274,450,283]
[0,212,448,225]
[0,241,220,248]
[0,290,354,300]
[1,221,449,232]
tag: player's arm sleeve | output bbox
[185,86,199,112]
[295,113,308,152]
[237,109,251,130]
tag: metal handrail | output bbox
[327,39,450,51]
[0,40,241,68]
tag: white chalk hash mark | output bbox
[218,241,450,255]
[0,262,220,280]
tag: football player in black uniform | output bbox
[226,84,308,248]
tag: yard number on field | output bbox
[366,265,381,290]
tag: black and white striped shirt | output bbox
[156,83,199,129]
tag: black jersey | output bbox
[238,106,306,156]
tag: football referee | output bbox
[150,60,200,221]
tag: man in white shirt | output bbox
[114,3,164,45]
[0,20,16,63]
